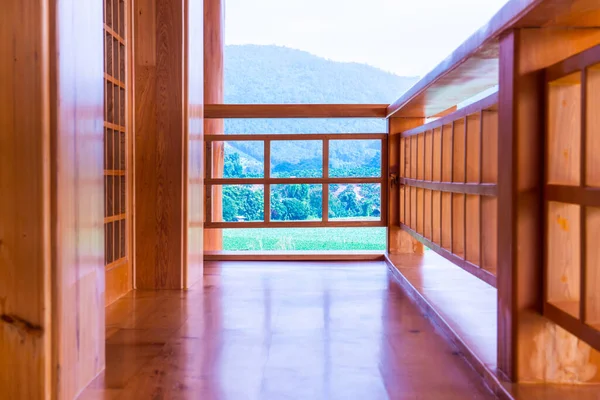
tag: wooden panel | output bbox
[206,104,388,119]
[203,0,225,251]
[386,0,600,118]
[452,194,465,258]
[441,192,452,250]
[441,124,453,182]
[416,188,424,234]
[432,127,442,182]
[482,110,498,183]
[547,202,581,318]
[186,0,204,286]
[466,114,481,183]
[51,0,106,396]
[0,1,50,397]
[452,119,466,183]
[424,190,432,240]
[424,130,433,181]
[481,197,498,274]
[432,191,442,245]
[587,207,600,325]
[134,0,185,289]
[547,73,581,186]
[587,65,600,187]
[106,262,130,306]
[465,195,480,265]
[417,133,425,180]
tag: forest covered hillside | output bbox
[223,45,419,167]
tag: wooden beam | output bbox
[205,104,388,119]
[203,0,225,251]
[134,0,186,289]
[399,179,497,196]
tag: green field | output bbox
[223,227,386,251]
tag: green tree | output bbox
[224,153,243,178]
[282,198,309,221]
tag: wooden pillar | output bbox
[497,28,600,383]
[1,0,105,398]
[203,0,225,251]
[134,0,187,289]
[388,117,425,254]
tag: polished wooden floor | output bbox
[80,261,495,399]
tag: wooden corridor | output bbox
[80,261,495,399]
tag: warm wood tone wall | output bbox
[203,0,225,251]
[396,96,499,287]
[134,0,186,289]
[186,0,205,286]
[1,0,105,398]
[389,117,424,254]
[497,27,600,383]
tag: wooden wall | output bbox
[187,0,205,286]
[497,27,600,383]
[1,0,105,398]
[1,1,51,397]
[389,117,424,254]
[134,0,186,289]
[203,0,225,251]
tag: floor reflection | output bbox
[81,261,494,400]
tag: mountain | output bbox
[225,44,418,105]
[222,44,419,168]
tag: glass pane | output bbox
[219,141,264,178]
[270,184,322,222]
[222,227,386,251]
[329,139,381,178]
[270,140,322,178]
[216,184,264,222]
[328,184,381,221]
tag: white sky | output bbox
[225,0,509,77]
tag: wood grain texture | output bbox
[134,0,185,289]
[587,66,600,187]
[547,202,581,317]
[50,0,106,396]
[586,207,600,325]
[547,74,581,186]
[498,28,600,383]
[186,0,205,286]
[388,118,424,255]
[203,0,225,251]
[0,1,51,397]
[205,104,388,119]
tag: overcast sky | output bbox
[225,0,509,77]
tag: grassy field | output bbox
[223,227,386,251]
